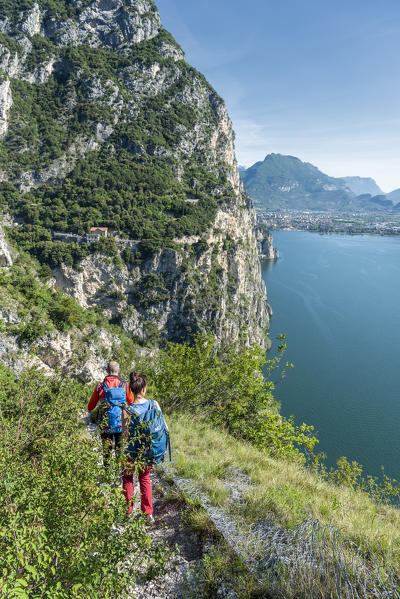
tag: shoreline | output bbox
[270,226,400,238]
[257,210,400,238]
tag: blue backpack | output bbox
[100,381,126,434]
[126,400,171,465]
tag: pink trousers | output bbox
[122,458,153,515]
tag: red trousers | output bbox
[122,459,153,515]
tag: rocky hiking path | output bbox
[131,469,205,599]
[85,414,274,597]
[85,416,209,599]
[126,462,400,599]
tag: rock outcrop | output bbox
[0,322,132,383]
[255,226,279,260]
[0,223,13,266]
[0,79,12,137]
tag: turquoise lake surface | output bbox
[261,231,400,480]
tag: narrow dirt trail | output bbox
[131,469,205,599]
[85,416,208,598]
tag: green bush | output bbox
[143,333,317,462]
[0,365,168,598]
[326,456,400,504]
[131,273,170,309]
[18,318,49,342]
[1,254,99,340]
[47,292,87,331]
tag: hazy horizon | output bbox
[158,0,400,194]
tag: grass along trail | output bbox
[165,413,400,599]
[84,413,400,598]
[85,414,258,599]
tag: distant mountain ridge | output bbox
[341,176,383,197]
[388,188,400,204]
[240,154,353,211]
[240,154,399,212]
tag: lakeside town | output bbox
[258,210,400,236]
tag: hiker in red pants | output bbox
[122,373,169,524]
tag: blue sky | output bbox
[157,0,400,192]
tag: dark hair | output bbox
[129,372,147,396]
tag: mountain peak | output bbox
[240,154,397,213]
[240,154,351,210]
[264,153,300,162]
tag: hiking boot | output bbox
[145,514,155,526]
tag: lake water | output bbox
[262,231,400,480]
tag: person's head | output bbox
[106,361,120,376]
[129,372,147,396]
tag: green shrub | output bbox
[0,365,168,598]
[131,273,170,309]
[18,318,49,342]
[326,456,400,504]
[47,292,87,331]
[2,254,98,340]
[143,333,317,462]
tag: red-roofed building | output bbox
[90,227,108,237]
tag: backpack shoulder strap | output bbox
[119,381,125,388]
[101,381,109,391]
[167,432,172,462]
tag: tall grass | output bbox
[167,413,400,577]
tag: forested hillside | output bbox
[0,0,231,250]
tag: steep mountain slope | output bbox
[0,0,269,348]
[0,223,139,381]
[342,176,383,197]
[387,188,400,206]
[240,154,397,212]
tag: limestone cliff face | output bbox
[0,325,125,382]
[1,1,160,54]
[53,198,269,347]
[255,226,279,260]
[0,0,270,348]
[0,219,141,383]
[0,223,122,381]
[0,79,12,137]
